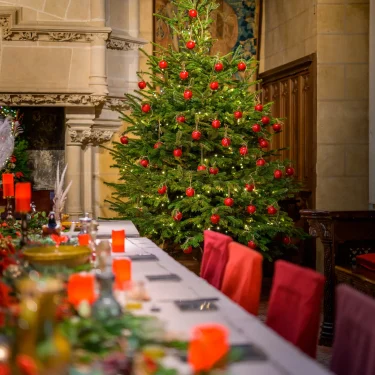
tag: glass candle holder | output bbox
[2,173,14,198]
[78,233,91,246]
[15,182,31,213]
[112,230,125,253]
[113,258,132,290]
[67,273,96,307]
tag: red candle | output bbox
[113,258,132,290]
[2,173,14,198]
[15,182,31,213]
[67,273,96,306]
[112,230,125,253]
[78,234,90,246]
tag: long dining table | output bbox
[104,234,332,375]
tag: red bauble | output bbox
[141,103,151,113]
[138,81,147,89]
[209,167,219,175]
[256,158,266,167]
[186,40,196,49]
[238,61,247,71]
[274,169,283,179]
[158,185,167,195]
[173,148,182,157]
[245,183,255,192]
[247,205,257,214]
[120,136,128,144]
[159,60,168,69]
[282,236,292,245]
[210,81,219,90]
[153,141,162,149]
[285,167,295,176]
[183,246,193,254]
[234,111,243,119]
[239,146,248,156]
[179,70,189,80]
[211,119,221,129]
[255,104,263,112]
[210,214,220,224]
[188,9,198,17]
[248,240,257,249]
[184,89,193,100]
[259,139,269,149]
[173,211,183,221]
[186,187,195,197]
[197,165,207,171]
[267,206,277,215]
[177,115,186,123]
[261,116,270,125]
[273,123,282,132]
[214,62,224,72]
[224,197,234,207]
[140,159,149,168]
[192,130,202,140]
[221,137,231,147]
[252,124,261,132]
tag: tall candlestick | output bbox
[15,182,31,213]
[2,174,14,198]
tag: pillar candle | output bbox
[113,258,132,290]
[2,173,14,198]
[67,273,96,306]
[78,234,91,246]
[112,230,125,253]
[15,182,31,213]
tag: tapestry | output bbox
[154,0,261,59]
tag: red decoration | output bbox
[210,214,220,224]
[197,165,207,171]
[286,167,295,176]
[282,236,292,245]
[261,116,270,125]
[10,155,16,163]
[173,211,183,221]
[177,115,186,123]
[221,137,231,147]
[173,148,183,157]
[248,240,257,249]
[180,70,189,80]
[192,130,202,140]
[267,206,277,215]
[184,89,193,100]
[186,40,196,49]
[209,167,219,175]
[186,187,195,197]
[141,103,151,113]
[211,119,221,129]
[120,136,128,144]
[2,173,14,198]
[159,60,168,69]
[245,183,254,192]
[158,185,167,195]
[183,246,193,254]
[274,169,283,179]
[153,141,162,149]
[140,159,149,168]
[214,62,224,72]
[210,81,219,90]
[224,197,234,207]
[138,81,147,89]
[252,124,261,132]
[256,158,266,167]
[239,146,248,156]
[247,205,256,214]
[15,182,31,213]
[273,123,282,132]
[259,139,269,149]
[234,111,243,119]
[237,62,246,71]
[255,104,263,112]
[189,9,198,17]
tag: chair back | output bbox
[221,242,263,315]
[200,230,232,290]
[266,260,325,358]
[331,284,375,375]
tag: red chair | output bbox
[200,230,232,290]
[221,242,263,315]
[266,260,325,358]
[331,285,375,375]
[0,282,10,327]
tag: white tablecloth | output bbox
[110,237,332,375]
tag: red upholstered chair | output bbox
[221,242,263,315]
[331,285,375,375]
[200,230,232,290]
[266,260,325,358]
[0,282,10,327]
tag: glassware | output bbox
[79,213,92,234]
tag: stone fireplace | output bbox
[0,0,146,218]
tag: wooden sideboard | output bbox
[300,210,375,346]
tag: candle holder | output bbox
[20,213,29,248]
[5,197,14,221]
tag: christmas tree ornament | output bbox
[184,89,193,100]
[255,104,263,112]
[274,169,283,179]
[120,136,128,144]
[186,40,196,49]
[211,119,221,129]
[259,139,269,149]
[173,148,182,157]
[239,146,248,156]
[179,70,189,80]
[282,236,291,245]
[247,205,256,214]
[237,61,246,71]
[158,185,167,195]
[183,246,193,254]
[186,187,195,197]
[285,166,295,176]
[234,111,243,119]
[209,166,219,175]
[256,158,266,166]
[141,103,151,113]
[158,60,168,69]
[248,240,257,249]
[221,137,231,147]
[176,115,186,123]
[210,214,220,224]
[153,141,162,149]
[272,123,282,132]
[214,62,224,72]
[245,183,255,192]
[267,206,277,215]
[224,197,234,207]
[197,165,206,171]
[261,116,270,125]
[252,124,261,132]
[210,81,219,90]
[138,81,147,89]
[173,211,183,221]
[192,130,202,140]
[140,159,149,168]
[188,9,198,18]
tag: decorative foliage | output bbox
[53,163,73,223]
[0,117,14,171]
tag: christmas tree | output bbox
[106,0,303,260]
